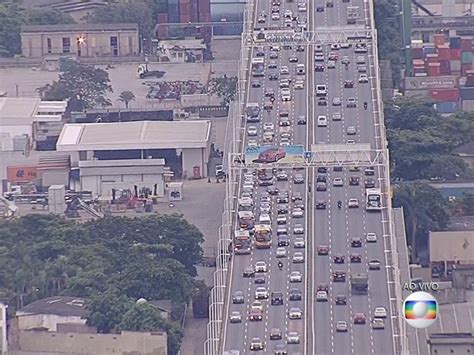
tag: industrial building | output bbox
[0,98,67,151]
[56,120,211,198]
[21,23,139,58]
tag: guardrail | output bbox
[204,0,255,353]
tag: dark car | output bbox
[318,245,329,255]
[269,74,279,80]
[350,253,362,263]
[317,167,328,173]
[289,288,302,301]
[344,80,354,88]
[349,176,360,186]
[271,291,284,305]
[292,192,303,202]
[316,182,327,191]
[318,97,327,106]
[315,200,327,210]
[255,275,266,284]
[365,179,375,188]
[267,186,279,195]
[317,283,329,292]
[278,235,290,247]
[365,167,375,176]
[351,237,362,247]
[243,266,255,277]
[326,1,334,7]
[315,65,325,72]
[316,6,324,11]
[252,81,262,88]
[335,295,347,305]
[296,45,305,52]
[333,166,343,172]
[270,328,283,340]
[317,174,327,182]
[276,171,289,181]
[277,194,289,204]
[334,254,345,264]
[297,115,307,125]
[333,271,346,282]
[277,205,289,214]
[293,174,304,184]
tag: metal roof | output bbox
[21,23,139,33]
[57,120,211,151]
[18,296,87,317]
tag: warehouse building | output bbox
[56,120,212,185]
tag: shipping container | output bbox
[423,46,436,56]
[404,75,459,90]
[430,88,460,102]
[414,72,428,77]
[460,38,472,51]
[461,51,473,64]
[460,87,474,100]
[466,76,474,87]
[433,33,446,47]
[439,60,451,75]
[425,53,439,63]
[451,60,461,71]
[412,48,424,59]
[435,101,459,113]
[451,49,461,60]
[462,63,473,76]
[452,70,461,76]
[437,45,451,61]
[413,59,425,66]
[450,37,461,49]
[427,62,441,76]
[461,98,474,111]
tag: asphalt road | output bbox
[220,0,397,352]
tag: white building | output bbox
[56,120,212,191]
[0,98,67,151]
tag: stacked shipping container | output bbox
[408,34,474,113]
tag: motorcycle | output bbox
[278,261,283,270]
[337,201,342,210]
[363,102,368,110]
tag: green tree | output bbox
[27,8,75,26]
[120,302,183,355]
[38,62,113,110]
[0,2,28,56]
[118,90,136,109]
[393,182,450,261]
[209,75,238,107]
[86,289,133,333]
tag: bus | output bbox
[234,229,251,255]
[254,224,272,249]
[366,188,382,211]
[251,58,265,77]
[238,211,255,229]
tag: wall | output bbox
[16,329,167,355]
[21,29,139,58]
[80,173,165,197]
[182,148,206,178]
[17,314,85,331]
[0,125,32,139]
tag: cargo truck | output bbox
[350,273,368,294]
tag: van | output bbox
[296,64,305,75]
[316,85,327,96]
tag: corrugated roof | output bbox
[429,230,474,262]
[57,120,211,151]
[22,23,139,33]
[18,296,87,317]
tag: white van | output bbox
[316,85,327,96]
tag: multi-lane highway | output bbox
[219,0,398,352]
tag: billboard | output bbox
[404,76,458,91]
[245,145,304,165]
[7,166,38,183]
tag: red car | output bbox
[254,148,286,163]
[354,313,367,324]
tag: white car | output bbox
[289,307,302,319]
[252,301,263,312]
[317,115,328,127]
[366,232,377,243]
[332,97,342,106]
[316,84,327,96]
[248,139,259,148]
[293,237,305,248]
[292,252,304,263]
[327,60,336,69]
[315,54,325,62]
[281,88,291,101]
[259,213,271,224]
[346,126,356,135]
[294,80,304,89]
[230,311,242,323]
[262,132,273,143]
[333,177,343,187]
[336,321,348,332]
[359,74,369,83]
[298,3,307,12]
[332,112,342,121]
[255,261,268,272]
[348,198,359,208]
[374,307,387,318]
[280,66,289,75]
[272,12,280,20]
[293,224,304,234]
[276,247,287,258]
[290,271,302,282]
[356,55,366,64]
[247,126,258,136]
[255,287,269,299]
[292,208,304,218]
[368,259,381,270]
[277,215,287,224]
[372,318,385,329]
[284,10,293,18]
[316,290,328,302]
[287,331,300,344]
[260,203,271,213]
[263,122,274,131]
[315,44,323,52]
